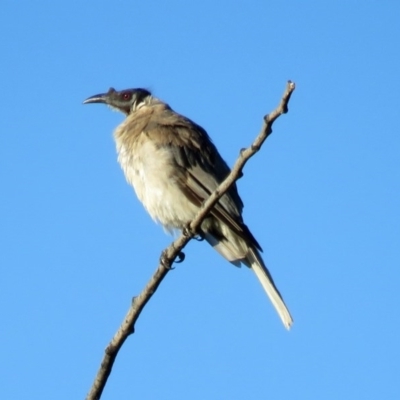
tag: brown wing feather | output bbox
[143,103,262,251]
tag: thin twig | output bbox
[86,81,296,400]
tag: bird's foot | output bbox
[160,250,185,269]
[182,224,203,241]
[182,223,196,237]
[160,250,174,269]
[175,251,185,263]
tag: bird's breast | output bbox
[114,133,198,231]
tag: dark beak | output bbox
[83,93,108,105]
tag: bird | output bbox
[83,87,293,329]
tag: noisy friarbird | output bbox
[84,87,293,329]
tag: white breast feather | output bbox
[115,136,198,232]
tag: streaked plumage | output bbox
[84,87,293,329]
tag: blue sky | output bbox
[1,2,399,399]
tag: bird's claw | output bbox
[175,251,185,263]
[182,224,193,237]
[160,250,185,269]
[160,250,175,270]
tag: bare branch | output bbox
[86,81,296,400]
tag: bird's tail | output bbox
[204,229,293,329]
[245,248,293,330]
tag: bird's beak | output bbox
[83,93,108,105]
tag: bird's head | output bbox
[83,87,151,115]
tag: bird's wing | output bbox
[144,107,262,251]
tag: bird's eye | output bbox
[122,92,131,101]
